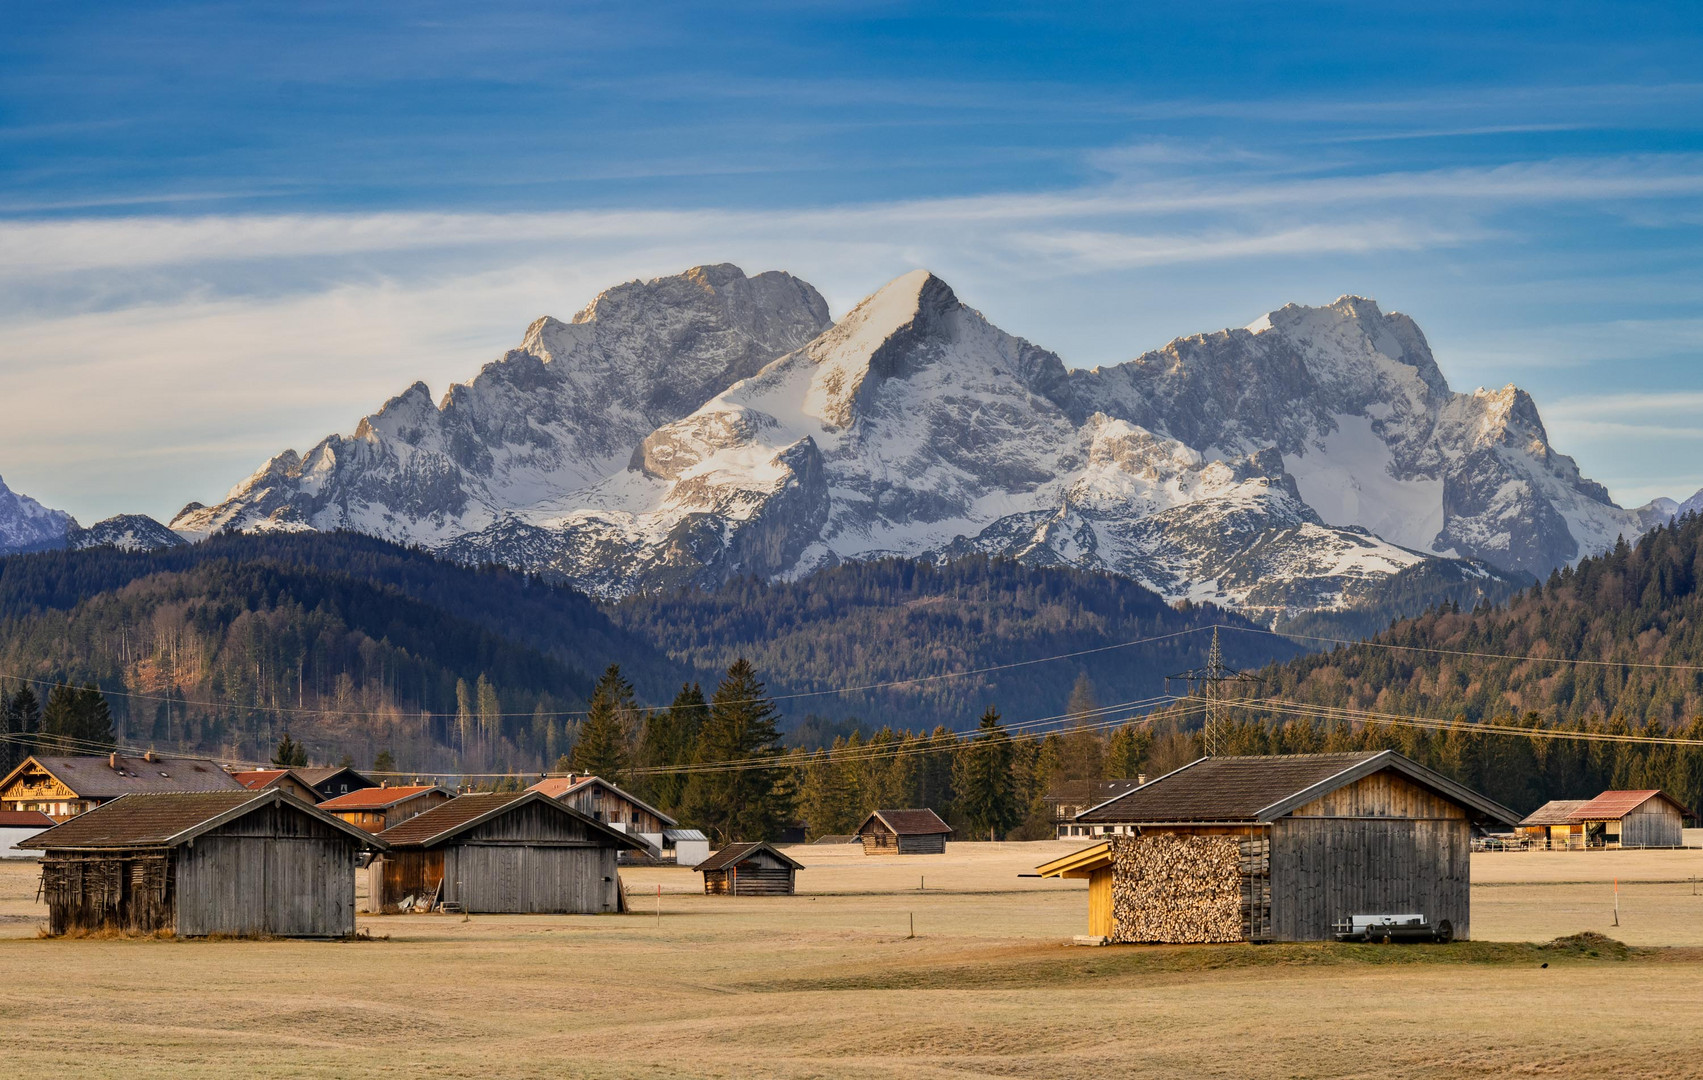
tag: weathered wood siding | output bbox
[174,802,358,938]
[896,833,946,854]
[1618,799,1684,847]
[440,800,622,913]
[860,829,946,855]
[41,851,174,934]
[1287,772,1468,820]
[1087,866,1113,938]
[1269,817,1469,941]
[371,850,444,911]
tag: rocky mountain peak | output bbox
[0,474,76,554]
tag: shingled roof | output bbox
[694,841,803,873]
[17,790,384,850]
[318,785,447,811]
[376,791,646,850]
[1075,751,1518,825]
[856,809,953,836]
[1519,799,1592,827]
[2,754,245,799]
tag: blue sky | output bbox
[2,1,1701,521]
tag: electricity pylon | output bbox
[1167,626,1261,756]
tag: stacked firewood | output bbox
[1109,834,1243,943]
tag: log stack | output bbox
[1109,834,1243,943]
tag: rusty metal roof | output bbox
[856,809,953,836]
[16,790,385,851]
[376,791,645,850]
[1075,751,1518,825]
[2,754,246,799]
[1518,799,1592,826]
[694,841,803,873]
[317,785,447,810]
[1567,790,1685,821]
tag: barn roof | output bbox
[294,766,378,790]
[1035,841,1113,879]
[376,791,646,850]
[318,785,448,811]
[0,809,54,828]
[526,774,678,827]
[16,790,386,851]
[1567,790,1687,821]
[1518,799,1592,826]
[856,809,953,836]
[0,753,246,799]
[1043,779,1144,805]
[1075,751,1518,825]
[694,841,804,873]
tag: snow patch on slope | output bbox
[1283,413,1446,553]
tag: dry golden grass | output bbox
[4,843,1703,1078]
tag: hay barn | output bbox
[370,791,643,914]
[318,785,451,833]
[854,809,952,854]
[21,790,381,938]
[1569,790,1687,848]
[1042,751,1516,943]
[0,752,246,820]
[231,768,324,804]
[695,842,802,895]
[528,774,679,860]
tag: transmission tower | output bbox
[1167,626,1261,756]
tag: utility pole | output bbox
[1167,627,1260,757]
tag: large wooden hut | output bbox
[370,791,643,914]
[1516,799,1591,849]
[528,774,679,859]
[854,809,953,854]
[695,842,803,895]
[1568,790,1687,848]
[21,790,382,938]
[1040,751,1516,943]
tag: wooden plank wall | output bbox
[1287,772,1468,820]
[1087,867,1113,938]
[895,834,946,854]
[440,800,622,913]
[175,802,357,938]
[41,851,173,934]
[1269,817,1469,941]
[1620,801,1684,847]
[373,850,444,911]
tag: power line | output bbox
[1217,622,1703,675]
[1225,696,1703,749]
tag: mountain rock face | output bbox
[67,514,186,553]
[177,265,1656,623]
[0,475,74,554]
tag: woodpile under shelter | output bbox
[0,753,246,821]
[1516,800,1592,849]
[854,809,952,854]
[318,785,451,833]
[695,842,803,895]
[1041,751,1516,944]
[20,790,382,938]
[231,768,324,804]
[1568,790,1686,848]
[370,791,642,914]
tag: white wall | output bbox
[0,827,46,859]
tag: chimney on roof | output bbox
[381,780,388,788]
[109,752,119,770]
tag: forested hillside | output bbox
[611,556,1301,731]
[0,532,681,773]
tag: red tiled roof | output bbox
[232,769,290,790]
[0,809,54,827]
[857,809,953,836]
[1568,790,1683,821]
[318,786,445,810]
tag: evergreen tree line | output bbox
[0,683,115,776]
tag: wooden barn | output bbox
[1569,790,1687,848]
[1516,799,1591,849]
[854,809,953,854]
[0,752,245,821]
[370,791,643,914]
[318,785,452,833]
[1042,751,1516,943]
[20,790,382,938]
[231,768,324,804]
[695,842,803,895]
[528,774,678,860]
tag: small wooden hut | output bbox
[695,842,803,895]
[370,791,643,914]
[854,809,952,854]
[318,785,452,833]
[21,790,382,937]
[1516,800,1591,848]
[1043,751,1516,943]
[1569,790,1687,848]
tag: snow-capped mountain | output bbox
[175,265,1659,623]
[0,475,75,554]
[67,514,186,553]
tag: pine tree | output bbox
[41,683,114,754]
[570,665,637,783]
[373,748,397,773]
[635,683,706,814]
[1105,722,1151,780]
[681,659,793,843]
[272,733,308,767]
[952,706,1021,841]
